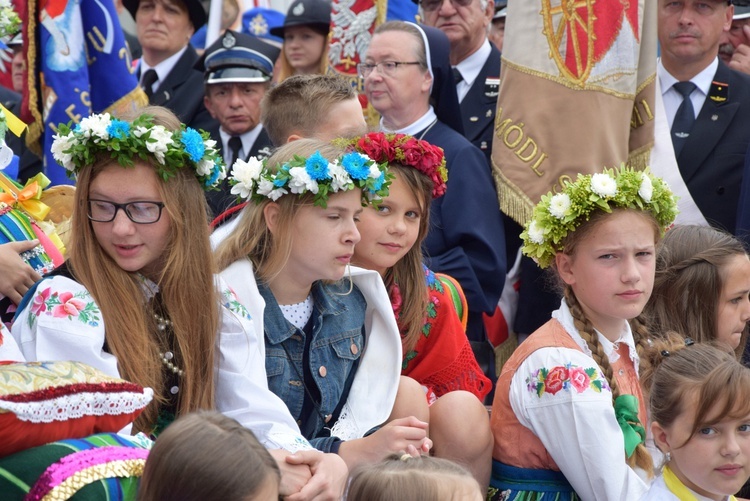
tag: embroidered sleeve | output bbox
[11,276,119,379]
[509,346,647,500]
[526,362,610,398]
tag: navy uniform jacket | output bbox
[420,119,506,342]
[460,43,501,165]
[204,125,273,218]
[144,45,216,133]
[677,62,750,234]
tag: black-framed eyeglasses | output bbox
[357,61,422,78]
[419,0,473,12]
[88,200,165,224]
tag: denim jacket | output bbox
[259,280,366,452]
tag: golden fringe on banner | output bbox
[25,0,42,157]
[492,163,534,226]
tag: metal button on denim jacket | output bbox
[259,280,366,439]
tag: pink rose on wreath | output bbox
[544,366,569,395]
[31,288,52,316]
[569,366,591,393]
[52,292,87,318]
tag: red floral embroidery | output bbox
[52,292,87,318]
[31,287,52,316]
[544,366,569,395]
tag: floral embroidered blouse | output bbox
[506,299,649,500]
[10,274,313,453]
[394,266,491,403]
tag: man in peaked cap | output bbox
[197,29,280,218]
[126,0,215,132]
[719,3,750,74]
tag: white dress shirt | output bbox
[454,39,491,103]
[658,57,718,129]
[139,46,189,94]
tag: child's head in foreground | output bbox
[346,453,482,501]
[138,410,280,501]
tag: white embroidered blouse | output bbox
[508,300,649,500]
[10,274,313,453]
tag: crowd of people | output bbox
[1,0,750,500]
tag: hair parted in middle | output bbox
[643,224,749,359]
[68,105,218,432]
[215,138,351,281]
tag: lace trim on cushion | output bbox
[25,446,149,501]
[0,388,154,423]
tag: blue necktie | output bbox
[671,81,697,157]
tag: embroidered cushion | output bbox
[0,360,153,457]
[0,432,151,500]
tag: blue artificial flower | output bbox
[305,151,331,181]
[181,128,206,163]
[342,152,370,180]
[73,124,82,133]
[204,164,222,187]
[107,119,131,140]
[372,171,386,191]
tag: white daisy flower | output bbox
[195,157,214,176]
[638,174,653,203]
[549,193,571,219]
[527,220,545,244]
[368,163,381,179]
[78,113,111,142]
[257,178,288,201]
[50,133,76,171]
[328,161,352,192]
[144,125,174,164]
[230,157,264,199]
[288,166,319,194]
[590,173,617,198]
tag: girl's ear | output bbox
[555,252,576,286]
[263,202,281,235]
[651,420,670,453]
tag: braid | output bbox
[628,316,652,362]
[564,288,621,400]
[564,287,653,476]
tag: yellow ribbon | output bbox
[0,102,27,137]
[662,465,737,501]
[0,173,51,220]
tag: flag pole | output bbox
[206,0,223,48]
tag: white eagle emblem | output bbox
[329,0,378,67]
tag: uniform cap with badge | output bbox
[122,0,208,30]
[270,0,331,38]
[493,0,507,20]
[735,4,750,19]
[195,30,281,84]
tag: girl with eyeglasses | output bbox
[10,106,349,500]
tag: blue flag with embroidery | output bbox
[26,0,146,186]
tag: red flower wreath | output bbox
[352,132,448,198]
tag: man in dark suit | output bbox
[196,30,279,218]
[417,0,499,164]
[658,0,750,233]
[124,0,215,132]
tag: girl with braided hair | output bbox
[489,168,679,500]
[643,225,750,359]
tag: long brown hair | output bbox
[643,224,749,359]
[276,33,329,83]
[376,166,433,353]
[68,105,218,431]
[214,138,349,279]
[556,207,658,475]
[138,410,280,501]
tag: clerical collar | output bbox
[379,107,437,136]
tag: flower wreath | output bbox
[51,113,226,191]
[0,0,20,39]
[343,132,448,199]
[522,167,679,269]
[229,150,392,208]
